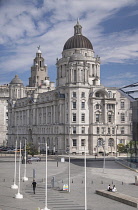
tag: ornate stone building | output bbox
[0,85,9,146]
[8,21,132,155]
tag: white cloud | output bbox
[0,0,138,86]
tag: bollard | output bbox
[91,181,93,184]
[101,181,103,184]
[3,179,5,182]
[72,179,73,183]
[112,181,113,184]
[51,176,55,188]
[62,180,63,183]
[82,180,83,184]
[122,182,123,185]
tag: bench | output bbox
[95,190,138,208]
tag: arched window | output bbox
[108,138,114,147]
[95,92,100,97]
[98,138,103,146]
[121,100,125,109]
[108,112,113,123]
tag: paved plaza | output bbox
[0,155,138,210]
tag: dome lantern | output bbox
[74,18,82,35]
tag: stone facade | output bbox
[7,21,132,154]
[119,83,138,158]
[0,85,9,146]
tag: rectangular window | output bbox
[81,127,85,134]
[121,113,125,122]
[108,127,110,134]
[81,113,85,122]
[72,92,76,98]
[121,127,125,134]
[107,104,114,109]
[112,127,115,134]
[81,139,85,146]
[81,102,85,109]
[101,127,105,134]
[81,92,85,98]
[129,113,132,121]
[73,127,76,134]
[121,100,125,109]
[96,114,100,122]
[72,139,77,146]
[120,139,125,144]
[72,101,76,109]
[97,127,100,134]
[72,113,76,122]
[108,91,112,98]
[74,70,77,82]
[66,114,68,122]
[108,114,112,122]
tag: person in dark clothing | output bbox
[107,184,112,191]
[32,180,37,194]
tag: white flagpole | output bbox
[11,140,18,189]
[85,143,87,210]
[15,141,23,199]
[22,139,28,181]
[41,141,50,210]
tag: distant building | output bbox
[0,85,9,146]
[119,83,138,159]
[7,21,132,155]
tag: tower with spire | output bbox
[29,46,49,87]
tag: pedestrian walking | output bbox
[32,179,37,194]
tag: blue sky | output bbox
[0,0,138,87]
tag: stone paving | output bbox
[0,155,138,210]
